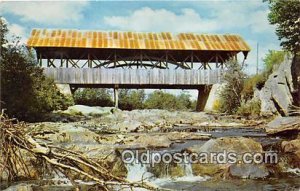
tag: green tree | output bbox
[119,89,145,110]
[0,17,8,57]
[144,90,194,111]
[74,88,114,107]
[265,0,300,53]
[144,90,178,110]
[0,17,73,121]
[176,91,193,110]
[219,60,246,114]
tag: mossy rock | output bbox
[111,159,128,178]
[192,163,224,177]
[168,164,185,177]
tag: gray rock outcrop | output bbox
[266,116,300,135]
[254,56,296,116]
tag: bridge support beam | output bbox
[196,86,212,112]
[114,86,119,108]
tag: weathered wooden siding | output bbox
[43,68,223,85]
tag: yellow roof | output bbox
[27,29,250,51]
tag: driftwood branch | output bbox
[0,112,156,190]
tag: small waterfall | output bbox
[181,162,194,177]
[125,158,209,187]
[126,160,154,182]
[165,163,169,177]
[175,162,210,182]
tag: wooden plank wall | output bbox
[43,68,224,85]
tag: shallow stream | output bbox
[1,126,299,191]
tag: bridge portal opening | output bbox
[70,88,207,111]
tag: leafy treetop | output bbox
[265,0,300,53]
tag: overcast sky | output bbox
[0,0,282,98]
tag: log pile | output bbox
[0,111,156,190]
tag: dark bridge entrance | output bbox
[27,29,250,111]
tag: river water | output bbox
[122,127,300,191]
[1,127,300,191]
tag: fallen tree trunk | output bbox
[0,111,156,190]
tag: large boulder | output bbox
[191,137,263,154]
[281,138,300,168]
[61,105,114,117]
[189,137,269,179]
[229,164,269,179]
[254,56,296,116]
[265,116,300,135]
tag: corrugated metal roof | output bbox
[27,29,251,51]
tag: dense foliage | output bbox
[236,99,261,117]
[74,89,114,107]
[144,90,194,110]
[0,17,73,121]
[265,0,300,53]
[119,89,145,110]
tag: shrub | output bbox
[236,99,261,117]
[263,50,286,74]
[218,60,246,114]
[242,73,267,101]
[212,100,221,111]
[74,88,114,107]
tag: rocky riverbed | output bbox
[1,105,300,191]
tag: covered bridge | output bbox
[27,29,250,110]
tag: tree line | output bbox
[74,89,197,111]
